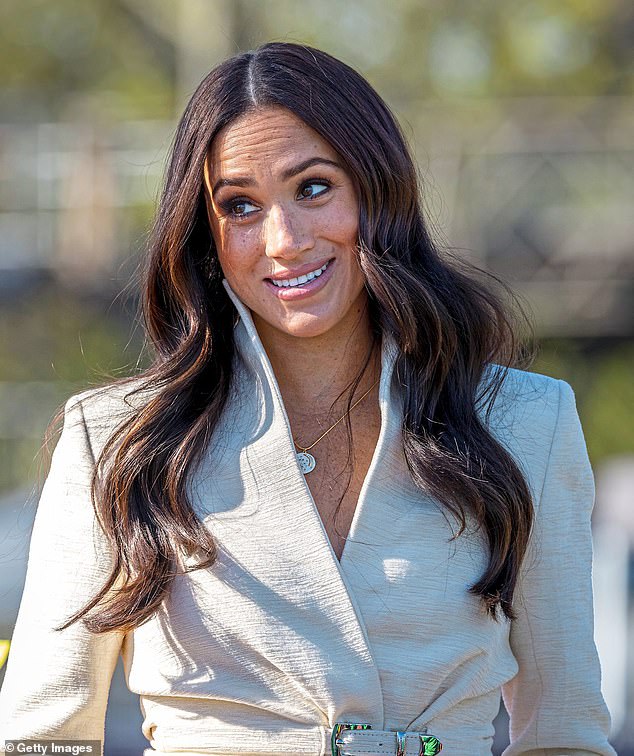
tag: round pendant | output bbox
[296,451,316,474]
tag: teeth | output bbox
[271,261,330,288]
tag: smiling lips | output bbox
[264,257,335,300]
[269,259,331,288]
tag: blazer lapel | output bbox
[183,278,401,727]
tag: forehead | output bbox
[207,106,339,177]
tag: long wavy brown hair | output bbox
[44,41,537,635]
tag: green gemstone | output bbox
[421,735,442,755]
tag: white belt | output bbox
[331,723,442,756]
[141,722,443,756]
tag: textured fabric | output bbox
[0,278,615,755]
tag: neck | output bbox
[250,297,380,419]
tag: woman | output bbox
[0,42,615,756]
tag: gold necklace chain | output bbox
[292,377,380,454]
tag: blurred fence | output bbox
[1,95,633,337]
[411,94,634,337]
[0,119,170,282]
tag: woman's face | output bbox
[203,106,367,340]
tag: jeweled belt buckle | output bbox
[396,730,443,756]
[331,722,372,756]
[331,722,442,756]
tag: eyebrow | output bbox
[210,156,343,198]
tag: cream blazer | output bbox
[0,279,616,756]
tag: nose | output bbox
[263,203,314,259]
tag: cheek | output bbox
[327,196,363,282]
[327,211,360,272]
[321,199,359,247]
[336,189,359,242]
[215,224,262,273]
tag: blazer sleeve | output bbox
[501,379,616,755]
[0,393,124,750]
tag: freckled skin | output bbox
[205,107,367,344]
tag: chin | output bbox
[276,316,338,340]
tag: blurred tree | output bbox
[0,0,176,120]
[533,340,634,465]
[0,281,140,382]
[583,344,634,461]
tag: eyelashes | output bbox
[218,178,332,221]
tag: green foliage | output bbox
[0,284,140,382]
[0,0,174,120]
[0,284,145,494]
[533,340,634,465]
[582,345,634,461]
[1,0,632,124]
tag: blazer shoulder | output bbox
[480,363,566,427]
[479,365,575,498]
[64,375,155,457]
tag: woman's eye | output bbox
[298,180,330,200]
[225,199,258,219]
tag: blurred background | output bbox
[0,0,632,754]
